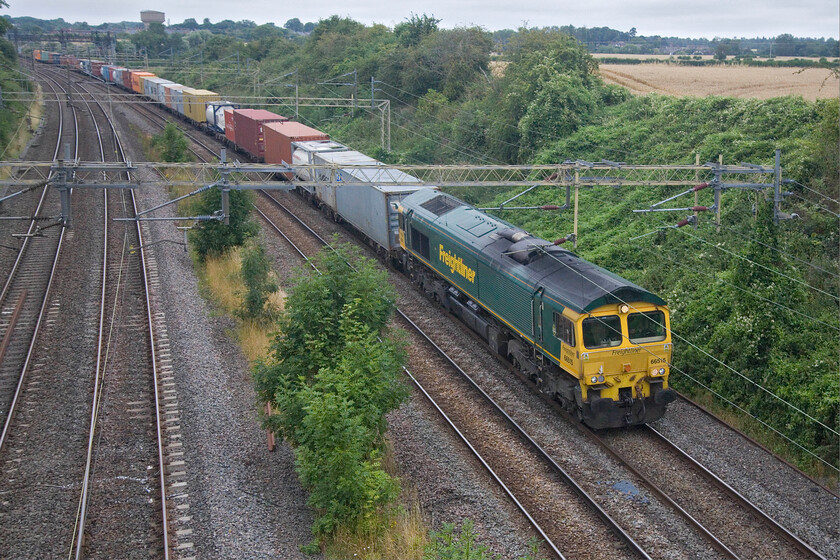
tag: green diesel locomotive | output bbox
[397,188,676,429]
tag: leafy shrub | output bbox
[238,240,278,320]
[151,122,190,163]
[254,242,409,539]
[188,188,257,261]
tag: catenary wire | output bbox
[787,192,840,218]
[710,223,840,279]
[535,245,840,438]
[787,178,840,206]
[631,240,840,332]
[677,228,840,302]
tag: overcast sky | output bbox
[5,0,839,39]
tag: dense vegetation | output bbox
[254,243,409,542]
[0,1,34,157]
[8,14,839,58]
[551,27,839,58]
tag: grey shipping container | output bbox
[311,149,425,251]
[166,85,188,116]
[336,183,428,251]
[288,140,347,193]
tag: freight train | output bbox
[36,52,676,428]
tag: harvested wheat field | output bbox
[599,64,839,100]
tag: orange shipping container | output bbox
[131,72,156,94]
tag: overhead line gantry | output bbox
[1,151,787,240]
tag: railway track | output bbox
[0,65,174,558]
[254,190,669,559]
[65,77,172,559]
[0,66,74,452]
[74,74,222,161]
[255,186,836,560]
[590,425,825,560]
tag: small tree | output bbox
[394,13,440,47]
[254,242,408,539]
[283,17,303,33]
[152,122,190,162]
[239,240,277,320]
[0,0,11,36]
[189,188,257,261]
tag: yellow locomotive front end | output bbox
[573,302,676,428]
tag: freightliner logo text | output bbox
[439,245,476,283]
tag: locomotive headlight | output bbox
[659,368,666,376]
[590,375,599,384]
[597,375,605,383]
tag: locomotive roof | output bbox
[402,189,665,313]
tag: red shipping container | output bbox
[90,60,106,78]
[221,108,234,137]
[224,110,237,145]
[263,121,330,179]
[229,109,287,160]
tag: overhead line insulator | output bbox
[675,215,697,228]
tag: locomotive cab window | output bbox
[582,315,622,349]
[410,227,430,260]
[628,311,666,343]
[552,312,575,346]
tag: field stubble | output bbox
[598,63,838,100]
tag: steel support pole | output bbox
[59,144,72,227]
[773,148,781,224]
[220,149,230,225]
[715,154,722,232]
[573,170,579,248]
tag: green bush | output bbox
[151,122,190,163]
[238,240,277,320]
[254,242,409,539]
[188,188,258,261]
[423,520,546,560]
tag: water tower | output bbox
[140,10,165,28]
